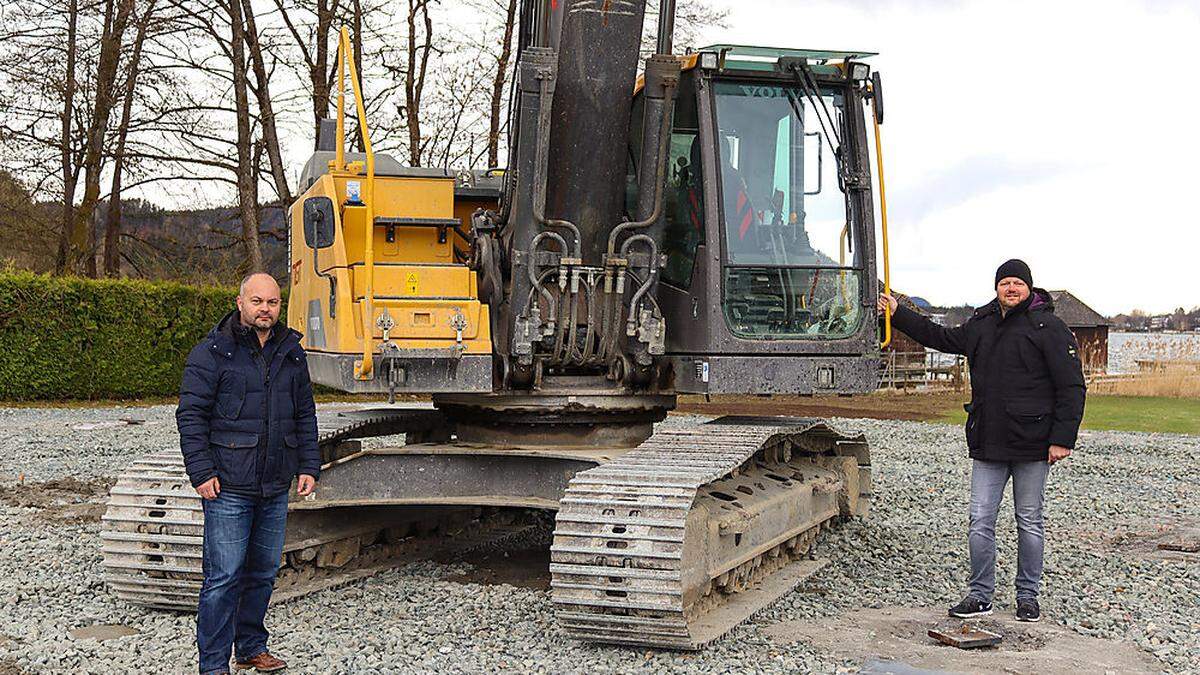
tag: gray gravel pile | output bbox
[0,404,1197,673]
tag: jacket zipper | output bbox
[257,346,269,495]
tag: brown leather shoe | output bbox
[233,651,287,672]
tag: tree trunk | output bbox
[405,0,433,166]
[313,0,340,146]
[104,0,156,277]
[54,0,79,276]
[312,0,336,145]
[239,0,292,207]
[487,0,519,167]
[228,0,262,271]
[76,0,135,278]
[350,0,366,152]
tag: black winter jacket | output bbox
[176,310,321,497]
[891,288,1086,462]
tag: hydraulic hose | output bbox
[530,75,582,259]
[606,79,677,257]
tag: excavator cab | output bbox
[632,46,884,395]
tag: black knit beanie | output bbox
[995,258,1033,288]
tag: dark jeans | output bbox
[197,490,288,675]
[968,459,1050,603]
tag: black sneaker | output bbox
[1016,599,1041,622]
[948,596,993,618]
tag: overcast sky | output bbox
[694,0,1199,315]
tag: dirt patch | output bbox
[763,606,1157,674]
[0,657,27,675]
[442,546,552,590]
[675,391,966,422]
[0,477,114,524]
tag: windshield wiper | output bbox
[785,64,846,193]
[789,64,841,147]
[785,62,858,264]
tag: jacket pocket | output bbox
[1004,400,1052,446]
[964,402,982,449]
[283,431,300,477]
[216,372,247,419]
[210,430,258,485]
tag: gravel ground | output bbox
[0,404,1198,673]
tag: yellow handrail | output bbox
[870,88,892,349]
[837,223,851,311]
[337,26,378,379]
[335,36,345,172]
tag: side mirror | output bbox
[303,196,336,249]
[871,71,884,125]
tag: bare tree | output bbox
[104,0,158,277]
[1,0,733,283]
[53,0,81,275]
[402,0,435,166]
[2,0,134,275]
[271,0,342,145]
[486,0,518,168]
[71,0,136,277]
[240,0,293,207]
[226,0,262,270]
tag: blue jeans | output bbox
[968,459,1050,603]
[197,491,288,674]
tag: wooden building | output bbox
[882,290,926,355]
[880,289,965,390]
[1047,290,1110,375]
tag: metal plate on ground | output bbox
[928,625,1003,649]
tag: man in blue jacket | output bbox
[177,272,320,674]
[879,259,1086,624]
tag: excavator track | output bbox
[100,408,487,611]
[550,418,871,649]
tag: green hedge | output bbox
[0,272,245,401]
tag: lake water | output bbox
[1108,331,1200,373]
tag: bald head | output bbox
[236,272,282,333]
[239,272,279,297]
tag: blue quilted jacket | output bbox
[175,310,320,497]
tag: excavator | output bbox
[101,0,895,649]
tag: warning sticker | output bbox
[406,272,419,295]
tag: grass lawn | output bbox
[936,394,1200,435]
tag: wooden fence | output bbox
[879,351,966,391]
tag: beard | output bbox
[242,311,276,330]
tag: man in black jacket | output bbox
[879,259,1085,623]
[177,273,320,674]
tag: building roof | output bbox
[1048,290,1110,328]
[937,305,975,328]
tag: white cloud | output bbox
[700,0,1200,315]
